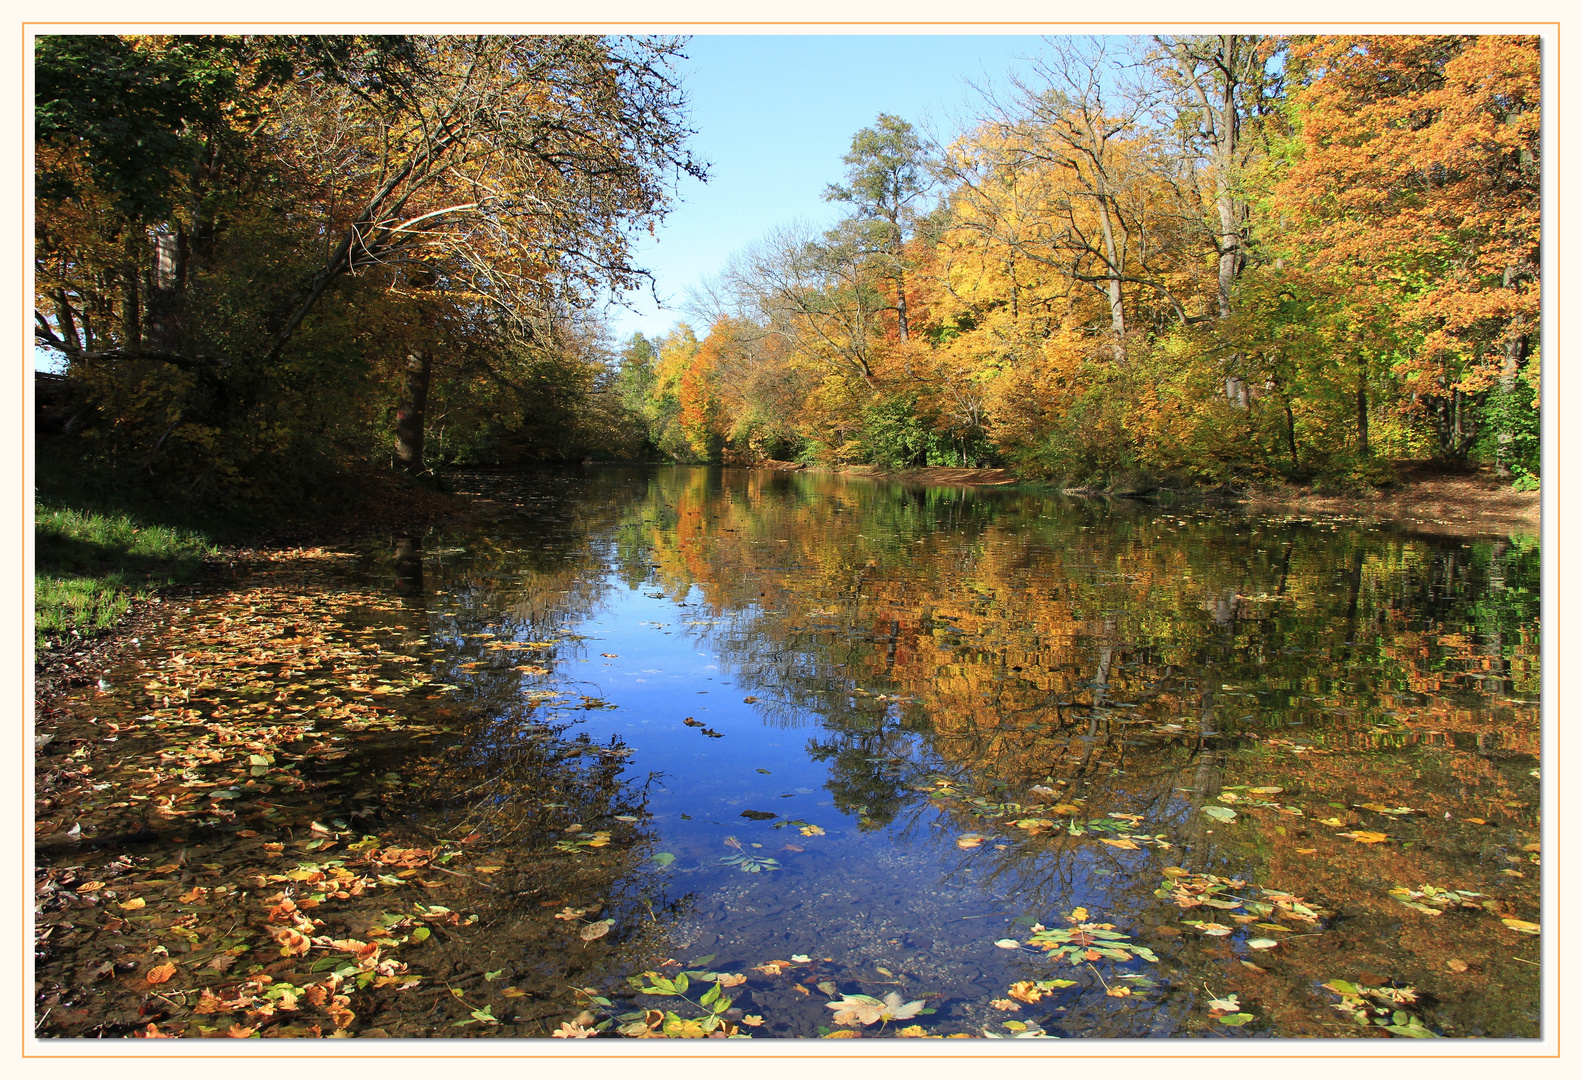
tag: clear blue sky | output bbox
[601,34,1051,347]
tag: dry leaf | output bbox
[146,962,178,985]
[579,919,613,942]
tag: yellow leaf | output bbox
[1050,804,1082,816]
[1502,918,1540,934]
[1339,830,1389,844]
[501,987,527,998]
[75,881,105,893]
[956,834,985,849]
[1099,838,1140,850]
[118,897,146,910]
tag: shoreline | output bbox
[34,458,1537,701]
[794,460,1538,539]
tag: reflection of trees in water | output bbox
[389,468,1539,1034]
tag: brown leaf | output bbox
[145,962,178,986]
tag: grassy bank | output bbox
[34,504,216,648]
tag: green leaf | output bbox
[673,973,689,996]
[700,982,720,1007]
[689,953,716,967]
[651,852,676,866]
[1219,1013,1255,1027]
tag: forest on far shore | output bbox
[36,34,1539,512]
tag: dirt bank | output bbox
[803,460,1537,538]
[1237,462,1539,538]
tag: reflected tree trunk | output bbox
[393,535,425,598]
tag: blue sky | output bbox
[601,34,1051,347]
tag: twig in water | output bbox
[427,863,502,892]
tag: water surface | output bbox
[38,466,1541,1039]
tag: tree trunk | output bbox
[144,230,186,351]
[1096,197,1128,363]
[1355,354,1370,457]
[394,349,433,473]
[1284,395,1299,468]
[894,264,910,342]
[120,228,142,349]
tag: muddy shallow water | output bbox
[35,466,1541,1039]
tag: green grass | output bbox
[34,505,217,647]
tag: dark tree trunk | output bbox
[1355,355,1370,457]
[394,349,433,473]
[120,229,142,349]
[1284,395,1299,469]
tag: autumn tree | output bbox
[35,34,706,498]
[824,114,933,342]
[1274,34,1540,474]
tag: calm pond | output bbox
[36,466,1542,1039]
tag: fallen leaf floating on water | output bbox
[743,696,759,704]
[1502,918,1540,935]
[957,833,986,849]
[1246,939,1280,950]
[994,939,1022,950]
[826,991,927,1026]
[579,919,615,942]
[145,962,178,986]
[1338,830,1389,844]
